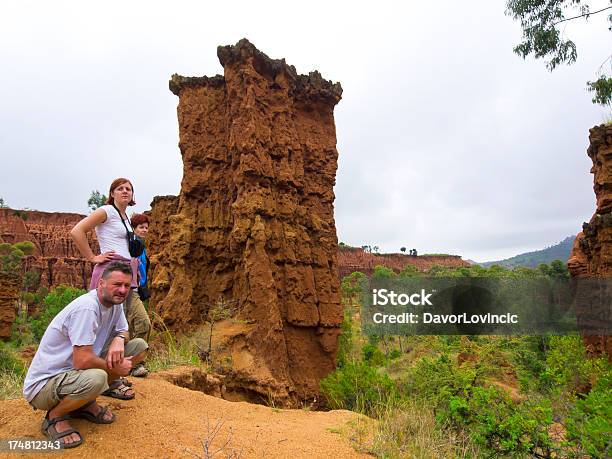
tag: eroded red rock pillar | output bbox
[568,124,612,357]
[148,39,343,405]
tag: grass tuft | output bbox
[370,399,481,458]
[0,342,27,399]
[146,311,207,372]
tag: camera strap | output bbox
[111,203,133,238]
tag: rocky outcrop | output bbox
[0,209,96,290]
[0,272,20,340]
[148,39,343,406]
[568,124,612,357]
[337,247,469,277]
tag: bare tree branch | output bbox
[552,5,612,26]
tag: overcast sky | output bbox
[1,1,610,262]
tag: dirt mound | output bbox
[0,367,371,458]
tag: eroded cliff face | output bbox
[0,209,96,290]
[568,124,612,357]
[0,273,20,340]
[148,40,343,405]
[337,247,470,277]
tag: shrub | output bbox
[0,342,26,376]
[12,241,35,256]
[566,370,612,458]
[29,285,85,342]
[388,349,401,360]
[405,353,479,406]
[320,361,395,415]
[10,313,35,347]
[362,343,385,366]
[405,350,553,456]
[340,271,366,306]
[444,387,553,455]
[539,335,606,393]
[0,342,27,399]
[398,264,419,278]
[371,265,396,279]
[512,336,549,391]
[336,306,355,368]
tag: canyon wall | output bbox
[0,208,464,292]
[337,247,469,277]
[0,209,96,290]
[0,209,97,339]
[0,273,20,340]
[567,124,612,357]
[148,39,344,405]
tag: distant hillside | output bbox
[480,236,575,268]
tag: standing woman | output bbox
[128,213,151,377]
[70,178,152,394]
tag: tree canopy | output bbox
[87,190,107,212]
[506,0,612,107]
[0,241,35,273]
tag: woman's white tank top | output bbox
[95,205,133,259]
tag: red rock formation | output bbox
[0,209,97,290]
[568,124,612,357]
[0,272,20,340]
[148,39,343,406]
[337,247,469,277]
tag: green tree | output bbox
[506,0,612,107]
[87,190,107,212]
[29,285,85,342]
[0,241,35,273]
[372,265,396,279]
[22,270,40,292]
[0,197,7,209]
[341,271,367,305]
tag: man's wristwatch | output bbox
[115,335,127,341]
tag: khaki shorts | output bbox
[30,338,149,411]
[125,290,151,341]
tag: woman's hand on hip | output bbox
[91,251,116,264]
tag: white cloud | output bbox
[0,0,609,262]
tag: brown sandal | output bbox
[41,413,83,449]
[101,380,135,400]
[69,400,116,424]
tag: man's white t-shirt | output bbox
[23,289,128,401]
[95,205,132,259]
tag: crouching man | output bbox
[23,262,149,448]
